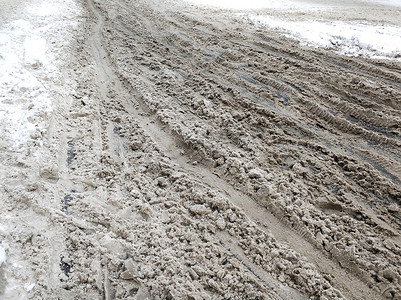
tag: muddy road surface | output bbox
[1,0,401,299]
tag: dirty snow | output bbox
[1,0,401,298]
[0,0,81,298]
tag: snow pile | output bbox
[244,15,401,59]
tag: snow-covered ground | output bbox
[184,0,401,60]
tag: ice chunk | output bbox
[0,245,6,266]
[24,283,35,292]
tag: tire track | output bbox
[83,1,400,298]
[55,0,401,298]
[92,0,401,298]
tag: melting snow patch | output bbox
[362,0,401,6]
[182,0,321,10]
[244,15,401,60]
[185,0,401,9]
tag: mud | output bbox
[0,0,400,299]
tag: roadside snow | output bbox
[0,20,53,149]
[0,0,81,298]
[244,15,401,60]
[0,0,80,151]
[183,0,401,9]
[183,0,320,10]
[362,0,401,6]
[183,0,401,60]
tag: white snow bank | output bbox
[362,0,401,6]
[182,0,401,59]
[244,15,401,59]
[182,0,320,10]
[184,0,401,9]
